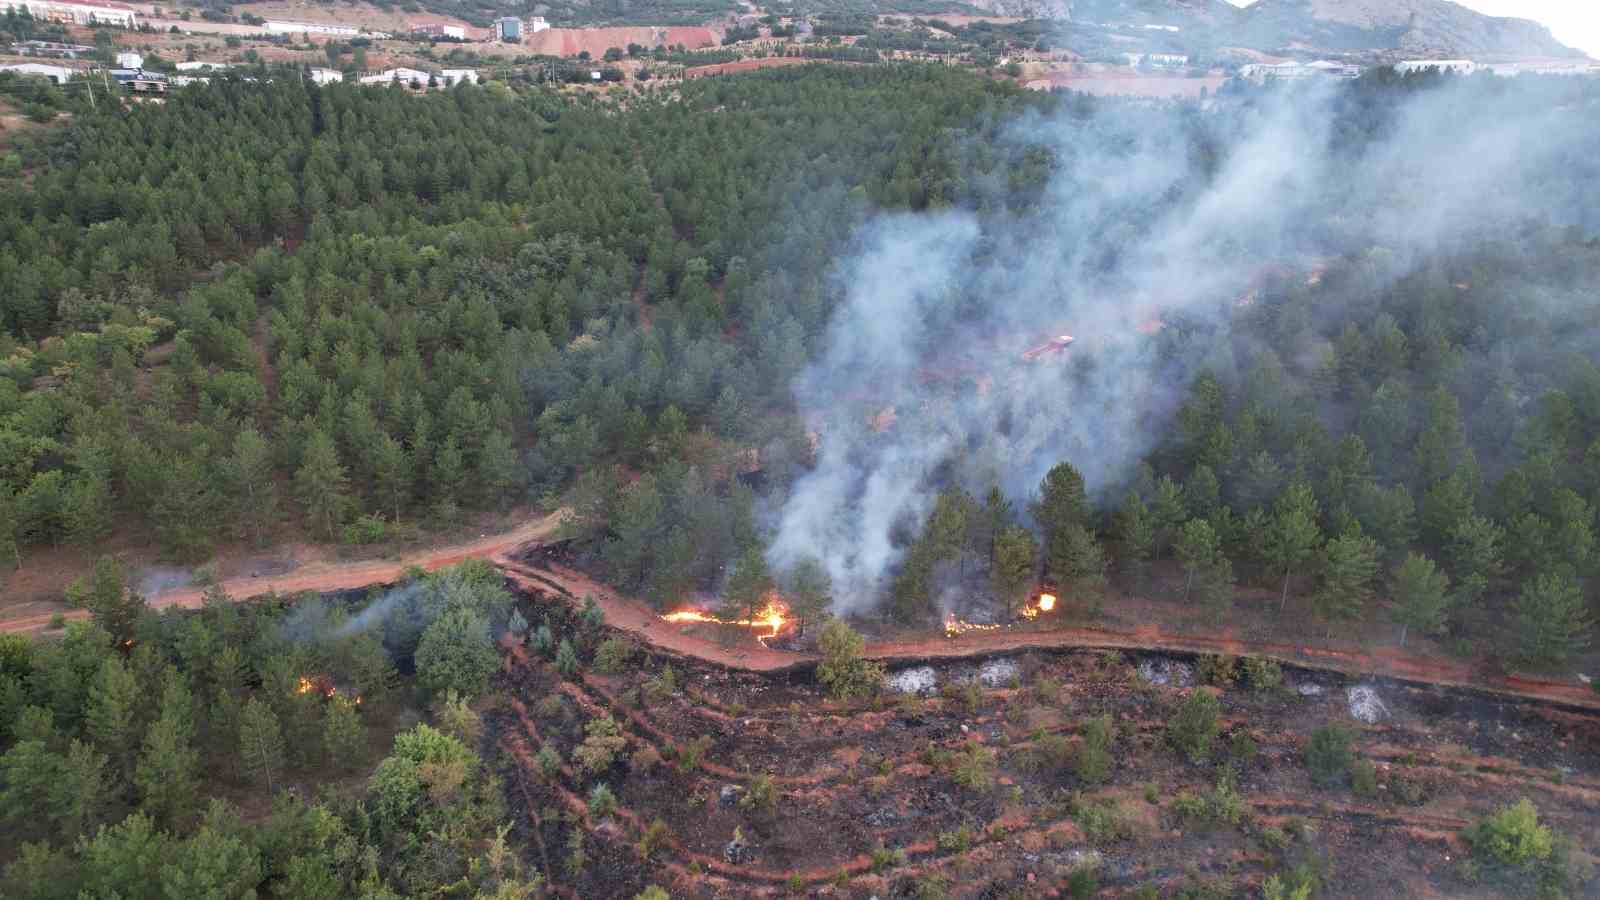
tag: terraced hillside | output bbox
[493,581,1600,897]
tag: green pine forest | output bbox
[0,63,1599,895]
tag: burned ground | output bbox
[488,583,1600,898]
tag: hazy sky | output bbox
[1223,0,1600,60]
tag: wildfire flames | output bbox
[295,675,361,704]
[660,596,791,646]
[947,592,1058,636]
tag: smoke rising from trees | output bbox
[767,75,1600,612]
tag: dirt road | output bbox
[0,512,565,635]
[504,555,1598,711]
[9,519,1595,711]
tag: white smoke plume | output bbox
[767,75,1600,612]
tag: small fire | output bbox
[944,614,1002,638]
[1038,593,1057,612]
[660,596,791,646]
[295,674,361,704]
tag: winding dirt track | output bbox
[6,517,1596,711]
[503,554,1600,713]
[0,513,565,635]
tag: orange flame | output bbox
[1037,593,1056,612]
[660,596,790,646]
[296,676,315,694]
[944,614,1002,638]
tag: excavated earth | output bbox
[494,578,1600,899]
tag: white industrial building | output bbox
[528,16,549,32]
[175,60,230,72]
[265,19,359,37]
[1239,60,1362,82]
[358,67,431,85]
[440,67,478,85]
[409,22,466,39]
[308,67,344,84]
[115,50,142,69]
[0,61,74,82]
[0,0,136,28]
[1395,59,1477,74]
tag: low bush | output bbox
[1305,724,1353,787]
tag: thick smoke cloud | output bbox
[767,76,1600,612]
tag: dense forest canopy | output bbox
[1,65,1598,667]
[1,59,1600,896]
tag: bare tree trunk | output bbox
[1280,570,1291,612]
[1399,623,1408,647]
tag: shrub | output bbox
[535,694,565,720]
[741,772,777,814]
[1067,866,1100,899]
[1305,724,1353,787]
[630,745,662,772]
[587,783,617,819]
[555,638,579,676]
[592,637,634,674]
[786,873,805,893]
[48,614,66,630]
[1242,656,1284,693]
[535,746,562,779]
[573,716,627,775]
[1228,731,1258,768]
[644,665,678,703]
[1466,798,1553,868]
[1196,654,1236,687]
[1350,759,1378,797]
[677,734,713,773]
[1173,776,1245,829]
[637,819,669,858]
[1076,714,1113,784]
[1071,794,1137,843]
[635,888,669,900]
[816,620,884,700]
[952,745,997,792]
[937,823,972,852]
[1167,690,1221,762]
[869,842,906,873]
[1026,733,1071,771]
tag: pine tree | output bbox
[85,656,140,767]
[1513,571,1592,669]
[373,433,412,523]
[135,712,199,826]
[785,556,832,638]
[1113,491,1154,585]
[322,698,365,771]
[1264,482,1322,611]
[295,430,349,541]
[991,525,1036,618]
[51,739,109,840]
[1390,553,1449,647]
[225,427,277,547]
[1315,529,1380,638]
[238,698,286,793]
[85,556,143,644]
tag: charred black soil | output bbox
[489,584,1600,898]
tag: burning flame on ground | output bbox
[295,675,361,704]
[660,596,790,646]
[948,592,1058,636]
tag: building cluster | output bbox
[492,16,549,42]
[1238,59,1363,81]
[1,0,135,28]
[1124,52,1189,68]
[7,39,95,58]
[357,66,477,86]
[408,22,465,40]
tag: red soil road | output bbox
[522,26,717,59]
[9,519,1595,713]
[0,512,565,635]
[510,557,1600,712]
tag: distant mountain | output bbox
[959,0,1582,60]
[1238,0,1582,59]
